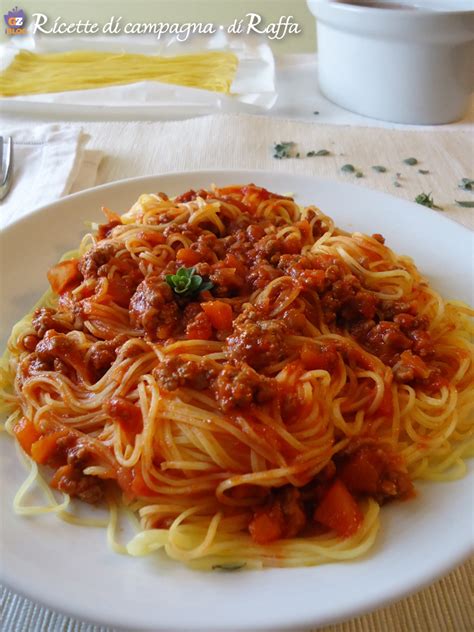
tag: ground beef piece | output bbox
[23,353,54,377]
[78,242,118,279]
[254,234,283,262]
[278,254,326,291]
[379,299,418,320]
[210,267,246,296]
[356,321,412,366]
[282,308,307,334]
[278,254,314,276]
[129,277,179,339]
[392,350,431,383]
[36,331,75,361]
[33,331,85,381]
[320,277,377,323]
[246,223,266,242]
[174,188,211,203]
[51,463,104,504]
[22,334,40,352]
[153,356,217,391]
[340,290,378,322]
[393,313,434,358]
[225,313,288,370]
[247,263,282,290]
[32,307,73,338]
[88,334,128,380]
[192,233,226,260]
[214,363,275,412]
[338,444,413,503]
[248,486,307,544]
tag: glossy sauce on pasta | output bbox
[1,184,472,568]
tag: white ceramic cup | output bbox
[307,0,474,124]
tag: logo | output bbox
[4,6,27,35]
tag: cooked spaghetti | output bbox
[0,50,238,97]
[1,184,473,570]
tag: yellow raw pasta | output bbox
[0,49,238,96]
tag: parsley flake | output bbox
[455,200,474,208]
[372,165,387,173]
[272,141,296,159]
[212,563,246,572]
[458,178,474,192]
[341,164,355,173]
[307,149,330,157]
[403,157,418,166]
[415,192,442,210]
[418,169,430,175]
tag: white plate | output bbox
[1,170,473,631]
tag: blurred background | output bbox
[0,0,316,52]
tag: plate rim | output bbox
[2,167,473,239]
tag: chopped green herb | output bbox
[372,165,387,173]
[212,563,246,572]
[307,149,330,157]
[418,169,430,175]
[313,110,319,115]
[415,192,442,210]
[455,200,474,208]
[355,171,363,178]
[403,157,418,166]
[296,152,300,158]
[393,181,402,188]
[272,141,295,160]
[458,178,474,192]
[341,164,355,173]
[165,267,213,297]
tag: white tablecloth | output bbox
[1,55,473,632]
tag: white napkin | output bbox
[0,125,103,229]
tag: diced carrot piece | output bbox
[314,479,363,538]
[101,206,122,223]
[13,417,41,455]
[136,230,165,246]
[295,219,311,239]
[176,248,201,267]
[186,312,213,340]
[106,398,143,436]
[340,450,382,495]
[249,507,284,544]
[30,431,64,465]
[50,464,74,489]
[201,301,233,331]
[47,259,82,294]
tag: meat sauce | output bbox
[16,185,441,542]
